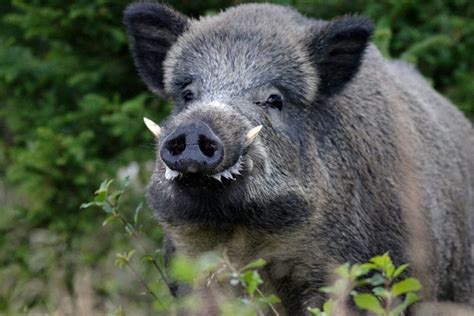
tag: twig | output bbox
[116,212,173,296]
[124,261,166,310]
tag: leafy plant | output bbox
[82,178,281,315]
[309,253,421,316]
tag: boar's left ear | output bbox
[307,15,373,96]
[123,3,189,96]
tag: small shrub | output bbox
[308,253,421,316]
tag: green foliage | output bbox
[308,253,421,316]
[0,0,471,313]
[82,179,280,315]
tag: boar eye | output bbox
[182,90,194,103]
[265,94,283,111]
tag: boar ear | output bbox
[307,15,373,96]
[123,3,189,96]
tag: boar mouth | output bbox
[164,155,244,182]
[162,125,262,183]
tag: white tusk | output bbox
[143,117,161,138]
[244,125,262,147]
[211,174,222,182]
[164,166,180,180]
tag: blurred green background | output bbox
[0,0,472,314]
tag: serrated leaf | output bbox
[391,278,421,297]
[241,258,267,272]
[353,293,384,315]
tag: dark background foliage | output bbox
[0,0,472,313]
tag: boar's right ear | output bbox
[123,3,189,96]
[307,15,373,96]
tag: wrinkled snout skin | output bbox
[124,3,474,314]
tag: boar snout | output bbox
[160,121,224,174]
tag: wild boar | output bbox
[124,2,474,314]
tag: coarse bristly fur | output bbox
[124,2,474,315]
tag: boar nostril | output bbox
[199,134,217,158]
[166,134,186,156]
[160,121,224,174]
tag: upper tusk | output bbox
[143,117,161,138]
[244,125,262,147]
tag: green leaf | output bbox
[94,190,107,203]
[389,293,419,316]
[322,299,334,314]
[353,293,384,315]
[404,292,419,306]
[319,286,334,294]
[370,252,394,275]
[80,201,101,209]
[102,203,114,214]
[372,286,390,299]
[134,202,143,225]
[125,250,135,261]
[170,255,196,284]
[240,258,267,272]
[95,179,113,195]
[365,273,385,286]
[392,263,410,279]
[307,307,323,316]
[335,263,350,278]
[240,270,263,297]
[102,215,117,226]
[125,223,134,236]
[360,263,377,271]
[350,263,371,279]
[386,265,395,279]
[391,277,421,297]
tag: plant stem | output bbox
[125,261,166,310]
[256,287,280,316]
[116,212,173,296]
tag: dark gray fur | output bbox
[124,2,474,314]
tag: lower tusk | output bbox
[143,117,161,138]
[244,125,262,147]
